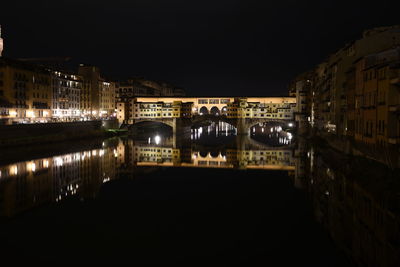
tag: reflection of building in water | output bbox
[227,149,294,170]
[306,147,400,267]
[133,146,181,166]
[0,145,118,217]
[0,138,295,217]
[128,143,295,170]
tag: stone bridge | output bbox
[119,96,296,135]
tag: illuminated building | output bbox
[0,58,52,124]
[290,25,400,167]
[117,97,295,125]
[226,97,296,120]
[80,79,92,119]
[311,26,400,135]
[51,71,82,120]
[287,72,314,133]
[115,78,186,121]
[99,81,116,118]
[78,64,116,118]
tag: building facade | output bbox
[289,25,400,167]
[51,71,82,121]
[117,97,296,124]
[78,65,116,119]
[0,58,52,124]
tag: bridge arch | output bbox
[199,150,208,158]
[209,151,220,158]
[221,106,227,115]
[199,106,209,115]
[128,120,174,133]
[210,106,220,116]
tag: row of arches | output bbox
[199,106,227,116]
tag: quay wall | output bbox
[0,120,118,147]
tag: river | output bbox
[0,122,397,266]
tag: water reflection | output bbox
[0,131,296,218]
[0,131,399,266]
[0,142,119,217]
[295,138,400,266]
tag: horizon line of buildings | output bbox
[0,57,186,124]
[290,25,400,165]
[0,26,186,124]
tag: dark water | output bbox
[0,123,397,266]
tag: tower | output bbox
[0,25,3,57]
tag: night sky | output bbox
[1,0,400,96]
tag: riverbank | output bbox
[0,120,126,148]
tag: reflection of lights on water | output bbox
[27,162,36,172]
[270,128,273,133]
[261,128,264,133]
[154,135,161,145]
[148,137,151,144]
[54,157,63,167]
[287,133,293,140]
[10,165,18,175]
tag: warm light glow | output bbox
[9,110,17,116]
[27,162,36,172]
[54,157,63,167]
[288,123,293,127]
[27,110,35,118]
[10,165,18,175]
[154,135,161,145]
[43,159,49,168]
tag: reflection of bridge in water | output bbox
[121,134,295,171]
[0,136,297,217]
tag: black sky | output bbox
[1,0,400,96]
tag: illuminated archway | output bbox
[221,106,227,115]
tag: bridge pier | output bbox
[236,118,249,135]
